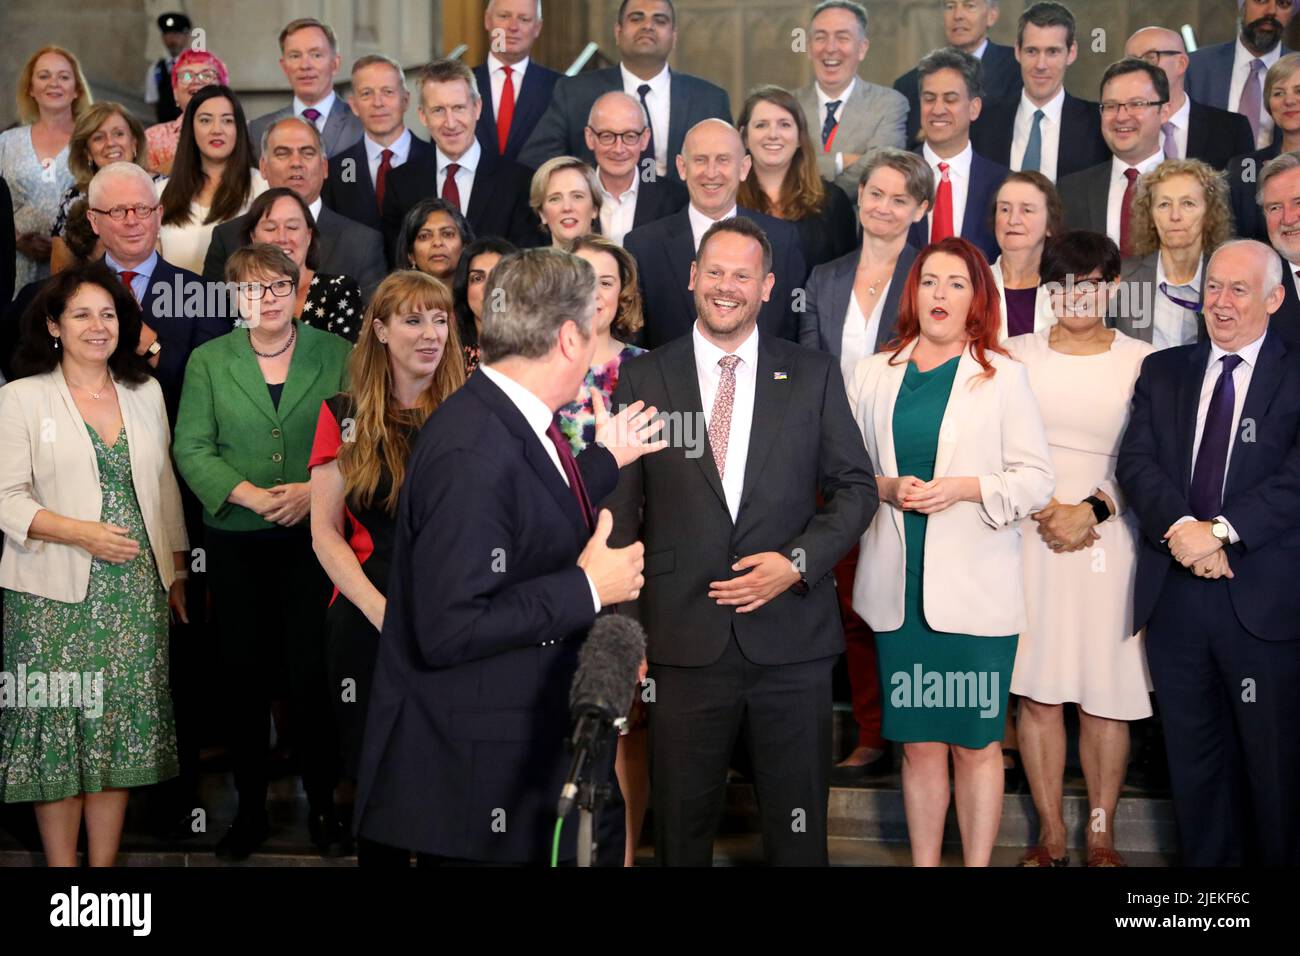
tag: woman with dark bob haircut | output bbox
[0,261,189,866]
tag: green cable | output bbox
[550,817,564,867]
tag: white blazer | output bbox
[846,341,1055,635]
[0,366,188,603]
[990,256,1056,342]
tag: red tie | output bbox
[119,270,140,302]
[931,162,954,243]
[442,162,461,211]
[1119,167,1139,257]
[545,420,594,531]
[497,65,516,154]
[375,148,393,212]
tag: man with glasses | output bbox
[1125,26,1255,171]
[970,1,1109,182]
[472,0,561,164]
[1187,0,1295,150]
[1059,58,1172,254]
[585,91,686,245]
[248,17,363,164]
[894,0,1022,146]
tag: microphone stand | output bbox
[561,713,626,867]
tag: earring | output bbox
[52,337,60,350]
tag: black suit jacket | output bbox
[623,207,808,348]
[971,91,1109,180]
[894,40,1022,146]
[906,149,1007,261]
[1186,98,1256,172]
[629,176,688,231]
[1227,143,1280,243]
[604,333,877,666]
[473,61,562,165]
[1058,159,1112,235]
[518,67,732,183]
[1269,265,1300,350]
[354,370,621,862]
[320,133,437,233]
[1117,331,1300,642]
[203,204,387,301]
[380,144,542,263]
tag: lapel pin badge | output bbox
[773,371,788,381]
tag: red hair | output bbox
[886,237,1007,380]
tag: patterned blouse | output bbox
[557,342,646,456]
[0,125,74,289]
[145,117,183,175]
[300,272,364,342]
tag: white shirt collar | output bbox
[693,321,759,379]
[105,249,158,276]
[599,168,639,201]
[365,128,412,164]
[817,76,857,111]
[921,139,973,175]
[621,62,670,95]
[688,203,738,250]
[478,364,556,438]
[1235,36,1283,72]
[1020,85,1065,122]
[293,90,335,119]
[1155,253,1203,290]
[437,136,482,172]
[1111,149,1163,181]
[1168,94,1191,130]
[308,197,323,219]
[488,52,530,78]
[1210,328,1267,368]
[971,38,990,60]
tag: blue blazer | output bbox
[906,149,1006,261]
[353,370,622,862]
[473,61,562,165]
[799,245,919,357]
[320,132,437,233]
[1117,331,1300,642]
[1185,41,1297,112]
[623,206,808,348]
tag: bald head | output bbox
[1125,26,1189,100]
[585,92,651,185]
[678,120,750,218]
[589,91,644,130]
[1203,239,1285,352]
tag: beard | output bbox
[1241,14,1285,54]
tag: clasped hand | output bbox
[1164,520,1234,579]
[709,552,801,613]
[1031,499,1098,553]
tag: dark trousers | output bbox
[834,544,883,749]
[206,529,338,814]
[649,634,834,866]
[1146,569,1300,866]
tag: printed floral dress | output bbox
[557,343,646,455]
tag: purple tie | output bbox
[302,107,322,124]
[1162,121,1178,160]
[1240,59,1265,144]
[545,420,594,531]
[1188,354,1244,520]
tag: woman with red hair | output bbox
[846,237,1055,866]
[144,50,230,176]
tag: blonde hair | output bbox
[68,103,148,190]
[16,46,93,124]
[529,156,603,219]
[1127,159,1232,259]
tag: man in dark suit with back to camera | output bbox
[624,120,807,348]
[607,217,877,865]
[474,0,562,165]
[354,248,666,865]
[1118,238,1300,866]
[518,0,732,184]
[321,55,436,233]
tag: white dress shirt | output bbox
[839,286,888,385]
[817,77,858,175]
[1228,37,1282,149]
[1105,151,1164,246]
[364,128,412,186]
[622,63,671,178]
[436,137,482,216]
[308,196,323,220]
[922,140,973,239]
[1011,86,1066,181]
[599,171,640,246]
[1182,329,1269,543]
[694,322,759,522]
[478,364,602,611]
[1152,254,1203,350]
[1164,95,1191,160]
[971,39,990,60]
[487,53,529,117]
[688,202,738,252]
[294,91,336,132]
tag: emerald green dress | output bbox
[874,357,1018,749]
[0,424,178,803]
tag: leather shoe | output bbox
[215,813,270,862]
[308,808,345,858]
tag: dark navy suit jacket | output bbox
[473,60,562,165]
[970,90,1110,180]
[894,40,1022,146]
[906,148,1006,261]
[321,132,437,233]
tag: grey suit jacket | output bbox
[1112,252,1207,345]
[248,95,364,163]
[795,78,907,200]
[799,245,918,358]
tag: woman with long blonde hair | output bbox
[309,271,465,862]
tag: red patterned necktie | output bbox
[497,65,516,154]
[708,355,741,479]
[1119,167,1139,257]
[375,148,393,212]
[442,162,462,210]
[931,162,954,243]
[545,420,594,530]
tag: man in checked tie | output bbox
[1118,238,1300,866]
[607,218,878,865]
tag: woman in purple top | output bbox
[989,171,1064,341]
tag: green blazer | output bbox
[174,322,351,532]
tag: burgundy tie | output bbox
[442,162,462,210]
[1119,167,1139,257]
[545,420,594,531]
[375,148,393,212]
[119,270,140,302]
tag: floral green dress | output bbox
[0,424,178,803]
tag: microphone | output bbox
[556,614,646,819]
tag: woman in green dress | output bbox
[846,237,1055,865]
[0,263,190,866]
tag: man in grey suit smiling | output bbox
[795,1,908,203]
[248,17,364,164]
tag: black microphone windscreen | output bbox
[569,614,646,720]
